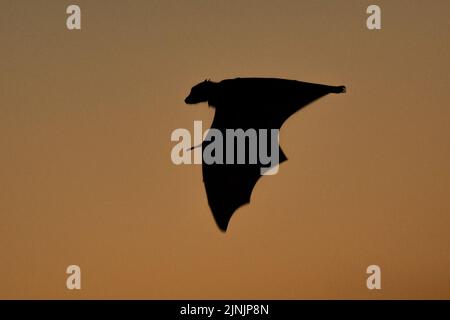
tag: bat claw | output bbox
[186,144,202,152]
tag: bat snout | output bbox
[184,95,195,104]
[184,94,206,105]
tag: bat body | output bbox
[185,78,346,231]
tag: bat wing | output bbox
[202,107,289,232]
[255,80,345,130]
[201,79,345,231]
[202,160,263,231]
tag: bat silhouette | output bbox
[185,77,346,231]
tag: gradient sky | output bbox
[0,0,449,299]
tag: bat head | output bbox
[185,79,216,105]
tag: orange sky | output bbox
[0,0,449,299]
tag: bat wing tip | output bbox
[212,202,250,233]
[216,218,230,232]
[218,225,228,232]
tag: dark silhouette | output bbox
[185,78,346,231]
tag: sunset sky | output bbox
[0,0,449,299]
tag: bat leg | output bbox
[279,147,288,163]
[333,85,346,93]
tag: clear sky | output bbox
[0,0,449,298]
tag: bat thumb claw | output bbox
[186,144,202,152]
